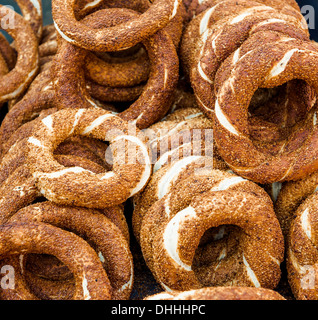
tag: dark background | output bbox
[0,0,317,41]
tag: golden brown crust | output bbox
[145,286,286,300]
[286,193,318,300]
[8,202,133,300]
[139,169,284,291]
[212,38,318,183]
[0,5,39,103]
[53,8,179,129]
[26,108,151,209]
[0,222,111,300]
[52,0,183,52]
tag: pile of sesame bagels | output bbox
[0,0,317,301]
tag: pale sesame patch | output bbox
[42,115,53,131]
[82,275,91,300]
[195,93,213,113]
[83,0,103,10]
[213,226,226,241]
[69,109,85,135]
[153,143,190,173]
[164,194,172,218]
[288,248,308,274]
[118,257,134,293]
[163,206,197,271]
[42,83,53,91]
[130,112,144,126]
[279,165,294,181]
[199,7,215,34]
[255,18,289,27]
[112,136,151,197]
[301,208,312,240]
[158,156,202,199]
[211,30,221,51]
[243,254,261,287]
[37,167,89,179]
[150,121,186,145]
[232,48,241,65]
[53,21,76,44]
[268,254,281,266]
[100,171,115,180]
[218,248,227,261]
[13,186,25,197]
[159,281,174,292]
[82,114,115,134]
[87,98,101,109]
[173,289,198,300]
[267,49,304,80]
[98,252,105,263]
[197,61,213,84]
[169,0,180,20]
[163,68,169,89]
[30,0,42,15]
[147,293,175,300]
[28,137,45,148]
[215,99,239,136]
[229,6,274,25]
[185,112,203,120]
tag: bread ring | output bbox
[180,0,308,75]
[25,108,151,209]
[7,202,133,300]
[133,155,228,243]
[0,5,39,103]
[53,8,179,129]
[145,286,286,300]
[186,7,309,119]
[212,37,318,184]
[52,0,182,52]
[83,0,184,88]
[286,192,318,300]
[140,169,284,291]
[0,222,111,300]
[16,0,43,40]
[0,142,120,223]
[275,171,318,239]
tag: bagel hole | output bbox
[192,225,244,287]
[96,44,147,62]
[23,253,75,300]
[53,136,113,172]
[247,79,317,154]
